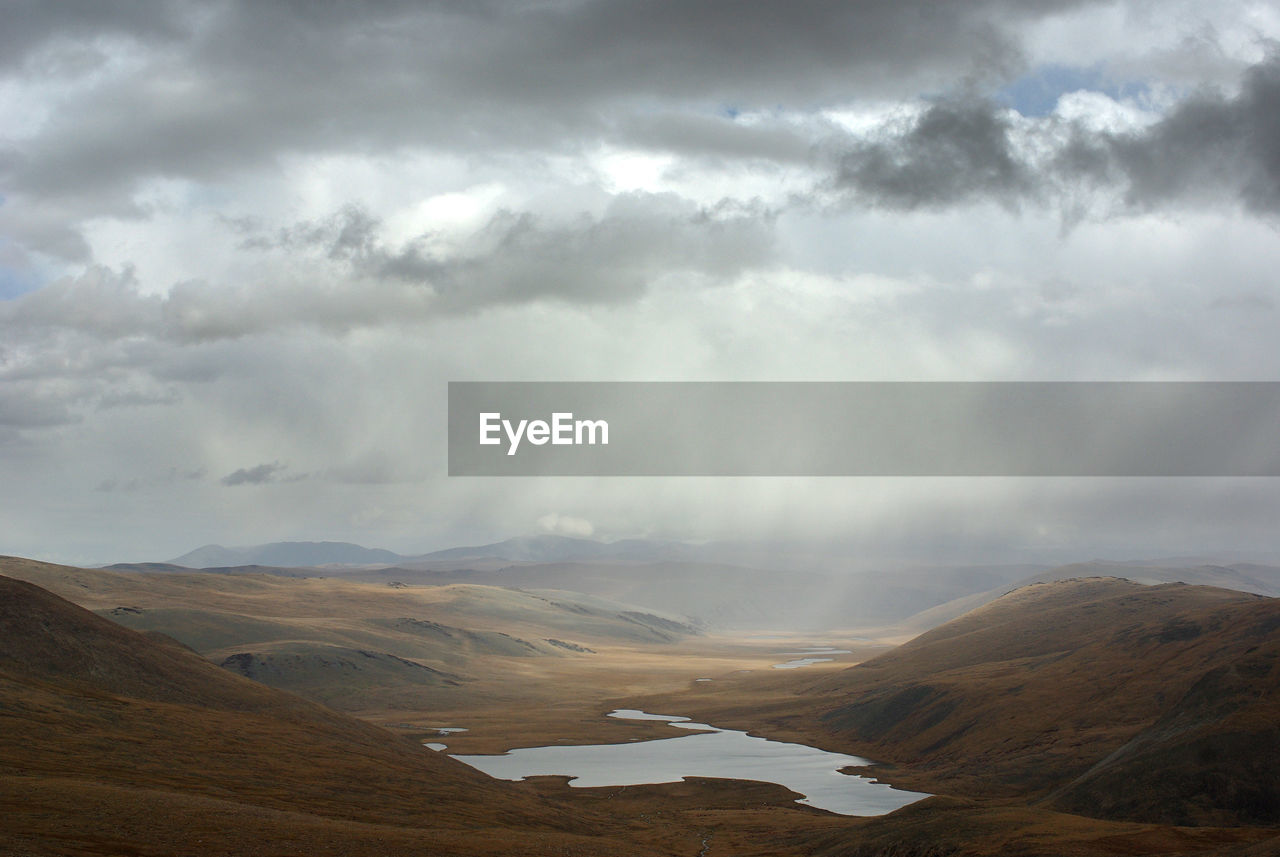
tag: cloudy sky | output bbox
[4,0,1280,564]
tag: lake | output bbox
[449,709,928,816]
[773,646,854,669]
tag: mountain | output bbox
[416,534,697,563]
[161,535,710,568]
[799,578,1280,826]
[1056,560,1280,595]
[347,559,1047,630]
[0,574,659,856]
[153,536,1280,635]
[888,560,1280,636]
[0,555,698,714]
[167,540,405,568]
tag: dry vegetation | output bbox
[630,578,1280,855]
[4,557,1280,856]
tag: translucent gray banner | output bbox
[448,382,1280,476]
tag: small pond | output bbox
[449,709,928,816]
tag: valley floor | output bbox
[364,632,894,752]
[6,558,1280,856]
[363,633,1280,857]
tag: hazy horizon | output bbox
[97,532,1280,577]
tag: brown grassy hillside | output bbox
[801,578,1280,826]
[0,554,697,713]
[0,575,664,856]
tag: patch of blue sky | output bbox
[184,183,234,207]
[0,264,41,300]
[0,193,37,298]
[997,64,1152,117]
[0,226,44,300]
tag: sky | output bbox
[3,0,1280,565]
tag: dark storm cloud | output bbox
[829,55,1280,216]
[835,98,1039,209]
[0,0,190,72]
[493,0,1046,102]
[7,0,1266,260]
[12,0,1074,114]
[0,0,1105,254]
[374,195,777,311]
[220,462,286,486]
[13,0,1277,286]
[612,112,816,163]
[1075,55,1280,214]
[164,196,774,339]
[1,191,774,347]
[0,387,82,428]
[95,466,204,493]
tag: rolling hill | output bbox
[798,578,1280,826]
[0,555,699,712]
[0,575,662,856]
[340,559,1047,630]
[885,560,1280,637]
[152,537,1280,635]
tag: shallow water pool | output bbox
[450,710,928,816]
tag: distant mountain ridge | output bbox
[418,534,702,563]
[168,541,404,568]
[155,537,1280,632]
[163,535,702,568]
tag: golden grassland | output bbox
[4,557,1280,856]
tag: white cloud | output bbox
[3,1,1280,562]
[537,513,596,538]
